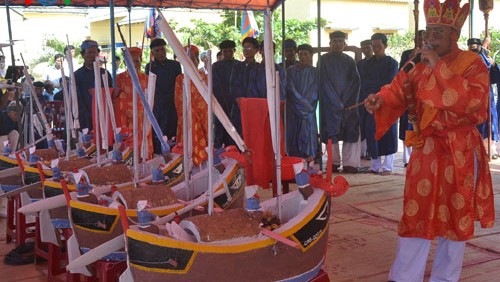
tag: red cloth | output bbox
[240,98,285,189]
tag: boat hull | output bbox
[0,156,17,171]
[70,159,244,251]
[126,190,330,282]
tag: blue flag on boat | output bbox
[241,10,259,40]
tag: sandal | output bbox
[379,171,392,176]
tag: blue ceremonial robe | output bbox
[319,52,360,143]
[229,61,260,135]
[398,49,413,141]
[285,64,318,158]
[145,59,182,154]
[358,55,398,158]
[357,57,371,141]
[248,63,286,100]
[74,66,113,131]
[477,51,500,141]
[213,58,240,147]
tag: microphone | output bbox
[402,45,433,73]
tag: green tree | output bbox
[179,9,325,61]
[479,29,500,64]
[33,36,80,66]
[178,19,239,50]
[386,32,415,61]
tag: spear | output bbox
[116,23,171,157]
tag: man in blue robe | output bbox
[279,39,298,69]
[229,37,260,135]
[468,38,500,159]
[248,41,286,101]
[286,44,318,160]
[357,39,374,159]
[74,40,113,132]
[358,33,398,175]
[213,40,239,147]
[145,38,182,154]
[319,31,361,173]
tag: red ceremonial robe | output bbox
[374,47,495,241]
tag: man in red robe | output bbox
[112,47,153,159]
[173,45,208,166]
[364,0,495,281]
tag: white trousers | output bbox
[332,138,361,168]
[403,145,412,164]
[389,237,465,282]
[370,153,395,172]
[360,139,368,157]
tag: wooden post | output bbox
[413,0,420,48]
[479,0,494,161]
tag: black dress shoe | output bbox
[332,165,340,172]
[342,166,359,173]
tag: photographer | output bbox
[0,101,22,151]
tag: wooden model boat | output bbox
[67,158,244,261]
[124,186,331,282]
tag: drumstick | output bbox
[344,100,366,111]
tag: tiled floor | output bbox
[1,145,500,281]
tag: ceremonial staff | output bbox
[413,0,420,48]
[404,0,421,138]
[479,0,494,161]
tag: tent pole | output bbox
[282,0,287,155]
[5,0,15,66]
[317,0,322,172]
[110,0,117,86]
[469,0,474,37]
[128,6,132,45]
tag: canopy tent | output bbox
[3,0,282,10]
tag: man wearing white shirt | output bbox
[44,54,64,90]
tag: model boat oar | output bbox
[66,205,129,273]
[62,173,234,270]
[16,180,132,215]
[0,181,41,199]
[0,166,20,179]
[66,235,125,274]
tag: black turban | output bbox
[467,38,481,46]
[150,38,166,49]
[219,40,236,49]
[329,31,346,40]
[297,44,313,54]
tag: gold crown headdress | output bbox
[424,0,470,30]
